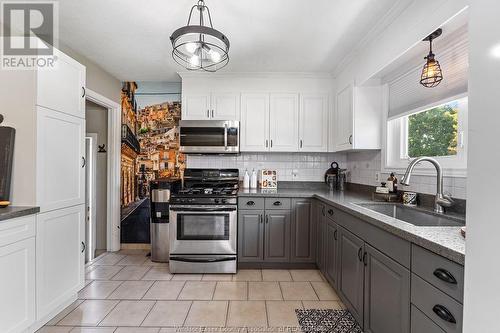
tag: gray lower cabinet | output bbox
[364,244,410,333]
[264,210,291,262]
[316,203,327,272]
[338,226,365,325]
[238,210,264,262]
[325,221,339,288]
[291,199,315,263]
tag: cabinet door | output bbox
[325,222,339,288]
[36,205,85,320]
[240,93,270,151]
[316,203,326,271]
[182,94,211,119]
[264,210,291,262]
[364,244,410,333]
[37,107,86,212]
[299,94,328,152]
[335,84,353,151]
[238,210,264,262]
[291,199,315,263]
[269,93,299,152]
[211,92,240,120]
[338,227,364,324]
[37,49,86,118]
[0,237,35,333]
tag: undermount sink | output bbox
[355,203,465,227]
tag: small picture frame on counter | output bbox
[260,169,277,189]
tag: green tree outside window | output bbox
[407,102,458,158]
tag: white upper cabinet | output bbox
[37,48,86,119]
[334,83,382,152]
[299,94,329,152]
[36,107,86,212]
[182,94,211,119]
[211,93,240,120]
[269,93,299,152]
[241,93,270,151]
[182,92,240,120]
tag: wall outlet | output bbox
[292,169,299,178]
[375,172,381,182]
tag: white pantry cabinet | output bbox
[37,48,86,119]
[0,216,36,333]
[299,94,329,152]
[182,92,240,120]
[36,107,86,212]
[334,83,383,152]
[36,205,85,321]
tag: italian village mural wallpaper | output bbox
[120,82,185,244]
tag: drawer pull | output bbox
[273,201,282,206]
[247,201,255,206]
[433,268,457,284]
[432,304,456,324]
[328,209,334,216]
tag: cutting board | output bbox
[0,126,15,201]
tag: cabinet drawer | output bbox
[412,245,464,303]
[238,197,264,210]
[0,215,36,247]
[411,274,462,333]
[265,198,291,210]
[411,305,446,333]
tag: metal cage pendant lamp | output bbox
[420,28,443,88]
[170,0,230,72]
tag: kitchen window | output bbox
[385,95,468,175]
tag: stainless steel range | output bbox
[169,169,239,273]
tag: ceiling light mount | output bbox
[420,28,443,88]
[170,0,230,72]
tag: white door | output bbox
[182,94,211,120]
[240,93,270,152]
[36,205,85,320]
[37,48,86,118]
[299,94,329,152]
[0,238,35,333]
[37,107,86,212]
[335,84,354,151]
[211,92,240,120]
[269,93,299,152]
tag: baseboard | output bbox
[28,293,77,332]
[238,262,318,269]
[120,243,151,250]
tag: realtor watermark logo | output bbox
[1,1,59,70]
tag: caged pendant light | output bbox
[420,28,443,88]
[170,0,230,72]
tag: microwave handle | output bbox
[224,123,228,151]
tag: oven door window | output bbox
[177,213,229,240]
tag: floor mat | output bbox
[296,309,363,333]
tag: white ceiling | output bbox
[58,0,401,82]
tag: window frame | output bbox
[382,93,468,177]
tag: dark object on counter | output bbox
[324,161,347,191]
[0,124,15,202]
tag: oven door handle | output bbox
[170,207,237,212]
[170,256,236,263]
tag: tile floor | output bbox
[38,250,345,333]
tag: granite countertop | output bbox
[0,206,40,222]
[239,185,466,265]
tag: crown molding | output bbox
[178,71,335,80]
[331,0,415,78]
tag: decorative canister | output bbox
[402,192,418,206]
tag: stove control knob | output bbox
[214,198,220,204]
[221,198,227,204]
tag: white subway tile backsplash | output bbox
[186,152,347,182]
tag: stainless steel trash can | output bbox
[150,179,180,262]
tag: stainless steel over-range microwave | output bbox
[179,120,239,154]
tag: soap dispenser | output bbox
[250,169,258,189]
[243,169,250,188]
